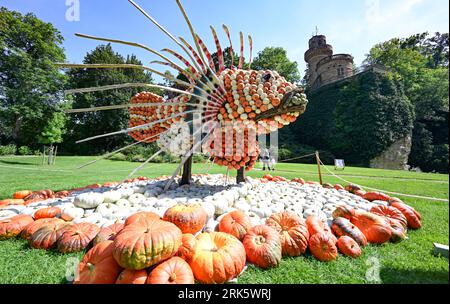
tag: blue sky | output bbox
[2,0,449,80]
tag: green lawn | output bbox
[0,156,448,284]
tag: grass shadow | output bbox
[380,267,449,284]
[0,159,38,166]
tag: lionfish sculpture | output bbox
[59,0,308,189]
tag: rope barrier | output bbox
[318,159,449,202]
[277,152,317,163]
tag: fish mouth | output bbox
[255,88,308,121]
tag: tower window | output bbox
[337,67,345,76]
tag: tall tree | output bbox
[365,32,449,173]
[64,44,154,155]
[251,47,301,84]
[38,110,67,164]
[0,8,66,147]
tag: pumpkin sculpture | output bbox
[147,257,195,284]
[363,192,391,202]
[34,207,61,220]
[124,211,160,226]
[218,210,252,241]
[189,232,246,284]
[331,217,367,247]
[75,241,122,284]
[266,211,309,256]
[390,202,422,229]
[116,269,148,284]
[243,225,282,269]
[92,223,124,246]
[332,205,355,220]
[113,217,182,270]
[29,222,71,250]
[350,211,392,244]
[370,205,408,228]
[163,204,207,234]
[57,222,100,253]
[337,236,361,258]
[308,232,338,262]
[176,233,197,263]
[21,218,64,241]
[0,214,34,240]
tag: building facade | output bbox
[304,35,354,89]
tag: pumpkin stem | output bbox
[169,273,177,282]
[87,263,95,271]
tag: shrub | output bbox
[0,144,16,156]
[108,152,127,162]
[18,146,33,155]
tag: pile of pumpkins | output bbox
[0,176,422,283]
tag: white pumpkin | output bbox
[203,219,219,233]
[61,207,84,221]
[20,207,39,217]
[74,192,104,209]
[3,205,26,213]
[200,201,215,221]
[210,194,229,215]
[73,213,102,224]
[118,187,135,198]
[115,199,131,209]
[103,191,122,204]
[128,193,146,205]
[96,203,120,217]
[0,210,17,220]
[234,200,250,213]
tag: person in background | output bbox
[260,148,271,171]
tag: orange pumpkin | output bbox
[0,199,25,207]
[337,236,361,258]
[55,190,71,199]
[0,214,34,240]
[389,220,408,243]
[93,223,124,246]
[266,212,309,256]
[57,223,100,253]
[354,190,367,197]
[345,184,362,194]
[331,217,367,247]
[243,225,282,269]
[124,211,160,226]
[176,233,197,263]
[370,205,408,228]
[350,211,392,244]
[13,190,32,200]
[113,217,182,270]
[116,269,148,284]
[363,192,391,202]
[29,222,71,250]
[390,202,422,229]
[189,232,246,284]
[21,218,64,241]
[34,207,61,220]
[219,210,252,241]
[332,205,355,220]
[334,184,345,191]
[305,215,337,244]
[308,232,338,262]
[75,241,122,284]
[147,257,194,284]
[163,204,207,234]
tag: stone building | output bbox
[304,35,354,89]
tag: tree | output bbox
[365,32,449,173]
[64,44,154,155]
[251,47,301,84]
[0,8,66,148]
[38,110,67,164]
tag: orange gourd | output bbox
[163,204,207,234]
[218,210,252,241]
[146,257,194,284]
[390,202,422,229]
[265,211,309,256]
[34,207,61,220]
[370,205,408,228]
[93,223,124,246]
[116,269,148,284]
[57,223,100,253]
[176,233,197,263]
[350,211,392,244]
[308,232,338,262]
[337,236,361,258]
[0,214,34,240]
[243,225,282,269]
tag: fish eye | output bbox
[263,73,272,81]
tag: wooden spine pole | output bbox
[316,151,323,185]
[236,167,245,184]
[180,105,194,186]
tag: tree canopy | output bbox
[251,47,301,84]
[0,8,66,147]
[63,44,154,155]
